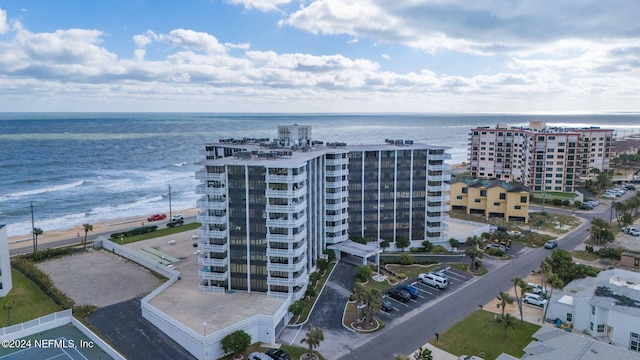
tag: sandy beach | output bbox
[8,208,201,251]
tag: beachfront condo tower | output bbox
[195,125,451,299]
[0,225,12,297]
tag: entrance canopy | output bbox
[327,240,382,265]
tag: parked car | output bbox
[147,213,167,221]
[387,288,412,302]
[418,273,449,289]
[265,348,291,360]
[484,243,506,252]
[166,219,184,228]
[630,229,640,237]
[523,293,548,307]
[544,240,559,249]
[248,352,273,360]
[396,284,419,299]
[171,214,184,221]
[458,356,484,360]
[626,184,636,190]
[578,204,593,210]
[381,298,394,312]
[622,227,638,234]
[527,283,546,295]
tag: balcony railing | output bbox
[266,217,306,228]
[195,171,226,182]
[199,242,227,253]
[326,223,348,233]
[325,190,348,200]
[199,229,228,239]
[266,246,306,258]
[265,173,307,184]
[267,259,307,273]
[196,199,227,211]
[324,213,348,222]
[266,202,307,213]
[198,283,226,294]
[198,256,228,267]
[265,187,307,199]
[267,231,307,243]
[267,273,308,287]
[198,270,229,281]
[197,213,228,225]
[196,184,226,196]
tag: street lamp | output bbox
[168,185,172,221]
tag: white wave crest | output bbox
[0,180,85,201]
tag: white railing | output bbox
[198,256,228,267]
[266,202,306,213]
[266,217,306,228]
[267,260,306,273]
[196,199,227,210]
[267,275,307,287]
[265,173,307,184]
[198,284,226,293]
[266,246,306,258]
[197,214,228,224]
[195,185,226,196]
[265,187,306,199]
[199,242,227,253]
[267,231,307,243]
[325,191,348,200]
[199,229,228,239]
[199,270,229,281]
[102,238,180,279]
[195,171,226,182]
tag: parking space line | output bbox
[385,295,410,307]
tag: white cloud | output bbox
[224,0,293,12]
[0,7,10,34]
[347,38,358,44]
[381,54,390,60]
[157,29,227,54]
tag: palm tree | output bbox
[82,223,93,250]
[496,291,514,319]
[497,313,518,339]
[464,235,483,272]
[542,273,564,321]
[300,326,324,360]
[364,288,382,326]
[33,227,43,253]
[413,347,433,360]
[352,283,369,322]
[512,277,527,323]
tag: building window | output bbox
[590,322,593,331]
[474,199,481,203]
[480,190,487,197]
[499,193,506,200]
[591,306,595,315]
[462,187,468,194]
[597,324,605,333]
[566,313,572,322]
[456,195,463,200]
[520,196,527,203]
[631,333,640,352]
[514,205,521,210]
[494,202,500,206]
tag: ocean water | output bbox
[1,112,640,237]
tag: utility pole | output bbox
[30,203,35,253]
[610,201,615,224]
[168,185,172,220]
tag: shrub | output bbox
[597,247,624,260]
[316,258,330,273]
[585,244,594,253]
[431,245,448,253]
[487,248,504,257]
[221,330,251,356]
[574,200,582,208]
[357,265,373,282]
[29,247,82,262]
[421,240,434,252]
[323,249,336,262]
[474,260,483,271]
[562,200,570,207]
[552,199,562,206]
[449,238,460,249]
[11,258,74,309]
[398,253,414,265]
[309,272,322,287]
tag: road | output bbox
[338,193,631,360]
[9,215,198,256]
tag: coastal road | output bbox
[338,193,630,359]
[9,215,198,256]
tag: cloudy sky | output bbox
[1,1,639,113]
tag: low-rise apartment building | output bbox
[468,120,614,192]
[449,178,530,223]
[546,268,640,353]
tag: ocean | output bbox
[2,112,640,238]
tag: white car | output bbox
[630,229,640,237]
[418,273,448,289]
[523,293,548,307]
[171,214,184,221]
[527,283,546,295]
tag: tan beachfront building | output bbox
[450,178,530,223]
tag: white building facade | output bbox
[0,225,12,297]
[468,121,614,192]
[196,125,451,299]
[546,269,640,353]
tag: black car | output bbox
[387,288,411,302]
[381,298,394,312]
[265,348,291,360]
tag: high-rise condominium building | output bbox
[196,125,451,299]
[468,121,613,192]
[0,225,12,297]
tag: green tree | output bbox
[542,273,564,321]
[220,330,251,357]
[589,218,614,245]
[380,240,390,252]
[33,227,43,254]
[398,253,414,265]
[497,313,518,340]
[364,288,382,326]
[300,326,324,360]
[396,237,410,252]
[357,265,372,282]
[309,272,322,287]
[496,291,514,319]
[316,258,330,274]
[449,238,460,250]
[464,235,483,272]
[421,240,433,252]
[413,347,433,360]
[304,287,317,301]
[512,277,527,323]
[352,282,369,321]
[289,300,306,321]
[82,223,93,251]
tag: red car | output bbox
[147,214,167,222]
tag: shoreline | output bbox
[8,208,201,250]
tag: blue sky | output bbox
[1,0,639,113]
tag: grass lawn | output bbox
[571,250,600,261]
[0,269,62,327]
[114,222,201,244]
[434,310,540,359]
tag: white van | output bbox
[418,273,448,289]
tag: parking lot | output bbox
[377,266,474,321]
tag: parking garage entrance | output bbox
[327,240,382,267]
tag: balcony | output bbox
[267,273,308,288]
[428,164,452,172]
[199,229,228,239]
[267,230,307,243]
[195,170,226,182]
[265,173,307,184]
[324,213,348,222]
[427,204,446,212]
[267,259,307,273]
[198,255,228,267]
[325,170,348,177]
[199,241,227,253]
[325,157,348,166]
[196,199,228,211]
[325,178,348,188]
[326,223,348,233]
[266,187,307,199]
[266,246,306,258]
[325,190,348,200]
[428,174,452,182]
[266,217,306,228]
[198,270,229,281]
[266,202,307,213]
[197,213,228,225]
[198,283,226,294]
[196,184,226,196]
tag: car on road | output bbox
[387,288,412,302]
[265,348,291,360]
[523,293,548,307]
[381,298,394,312]
[171,214,184,221]
[418,273,448,289]
[544,240,558,249]
[147,214,167,221]
[396,284,419,299]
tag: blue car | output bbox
[396,284,419,299]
